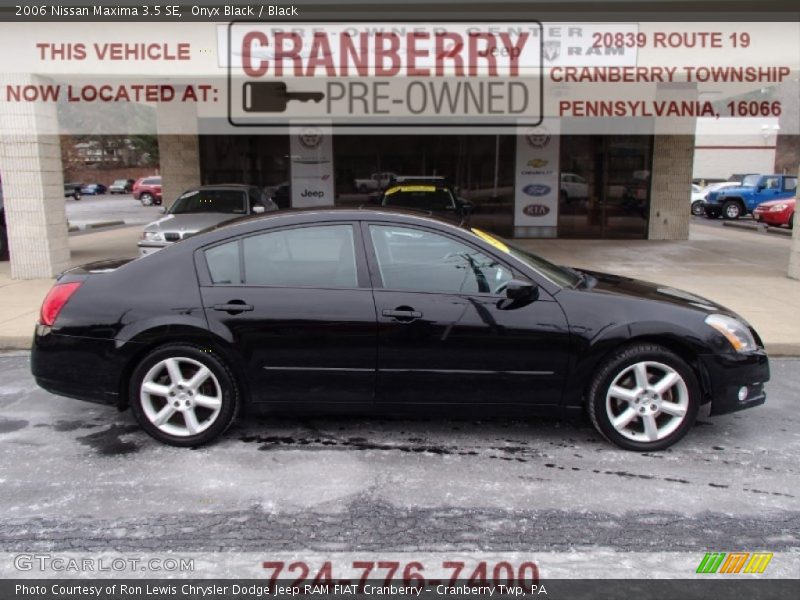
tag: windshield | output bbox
[742,175,760,187]
[169,189,247,215]
[469,228,582,288]
[113,179,127,185]
[382,186,455,211]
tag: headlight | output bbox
[770,204,788,212]
[140,231,163,241]
[705,314,758,353]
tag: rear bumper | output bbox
[698,350,770,416]
[31,327,135,407]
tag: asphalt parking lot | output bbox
[0,353,798,563]
[65,193,162,229]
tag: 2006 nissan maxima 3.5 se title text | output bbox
[31,210,769,450]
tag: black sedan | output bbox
[32,210,769,450]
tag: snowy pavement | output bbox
[0,353,798,578]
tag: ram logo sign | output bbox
[696,552,773,574]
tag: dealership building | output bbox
[0,6,799,281]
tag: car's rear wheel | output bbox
[789,214,794,229]
[140,193,153,206]
[73,191,81,201]
[691,200,705,216]
[722,200,742,220]
[587,344,699,451]
[130,344,239,446]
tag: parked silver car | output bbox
[138,184,278,256]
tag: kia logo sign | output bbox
[523,204,550,217]
[522,184,551,197]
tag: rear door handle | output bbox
[382,308,422,320]
[212,301,254,313]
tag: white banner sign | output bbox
[514,121,560,228]
[289,129,335,207]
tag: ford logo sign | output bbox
[522,184,551,197]
[523,204,550,217]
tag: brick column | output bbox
[157,99,200,207]
[648,135,694,241]
[0,75,70,279]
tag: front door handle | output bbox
[212,300,254,314]
[382,308,423,321]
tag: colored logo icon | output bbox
[522,184,551,197]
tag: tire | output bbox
[129,344,240,447]
[587,343,700,451]
[691,201,705,216]
[722,200,742,220]
[789,213,794,230]
[0,226,8,261]
[560,189,569,204]
[140,193,153,206]
[73,191,81,201]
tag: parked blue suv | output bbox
[704,174,798,220]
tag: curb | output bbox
[722,221,760,232]
[765,227,793,237]
[68,220,126,232]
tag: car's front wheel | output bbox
[140,193,153,206]
[722,200,742,220]
[691,200,705,216]
[587,344,700,451]
[130,344,240,446]
[0,225,8,261]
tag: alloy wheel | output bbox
[139,356,223,437]
[605,361,689,442]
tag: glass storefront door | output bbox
[557,136,652,239]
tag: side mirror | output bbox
[756,185,764,192]
[505,279,537,300]
[252,205,266,214]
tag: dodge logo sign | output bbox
[523,204,550,217]
[522,184,551,197]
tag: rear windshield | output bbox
[170,189,247,215]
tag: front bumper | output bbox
[137,241,171,256]
[698,350,770,415]
[753,209,791,226]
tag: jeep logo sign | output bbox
[522,184,551,197]
[523,204,550,217]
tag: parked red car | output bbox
[132,176,162,206]
[753,197,795,229]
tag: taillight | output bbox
[39,282,82,326]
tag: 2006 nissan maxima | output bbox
[31,209,769,450]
